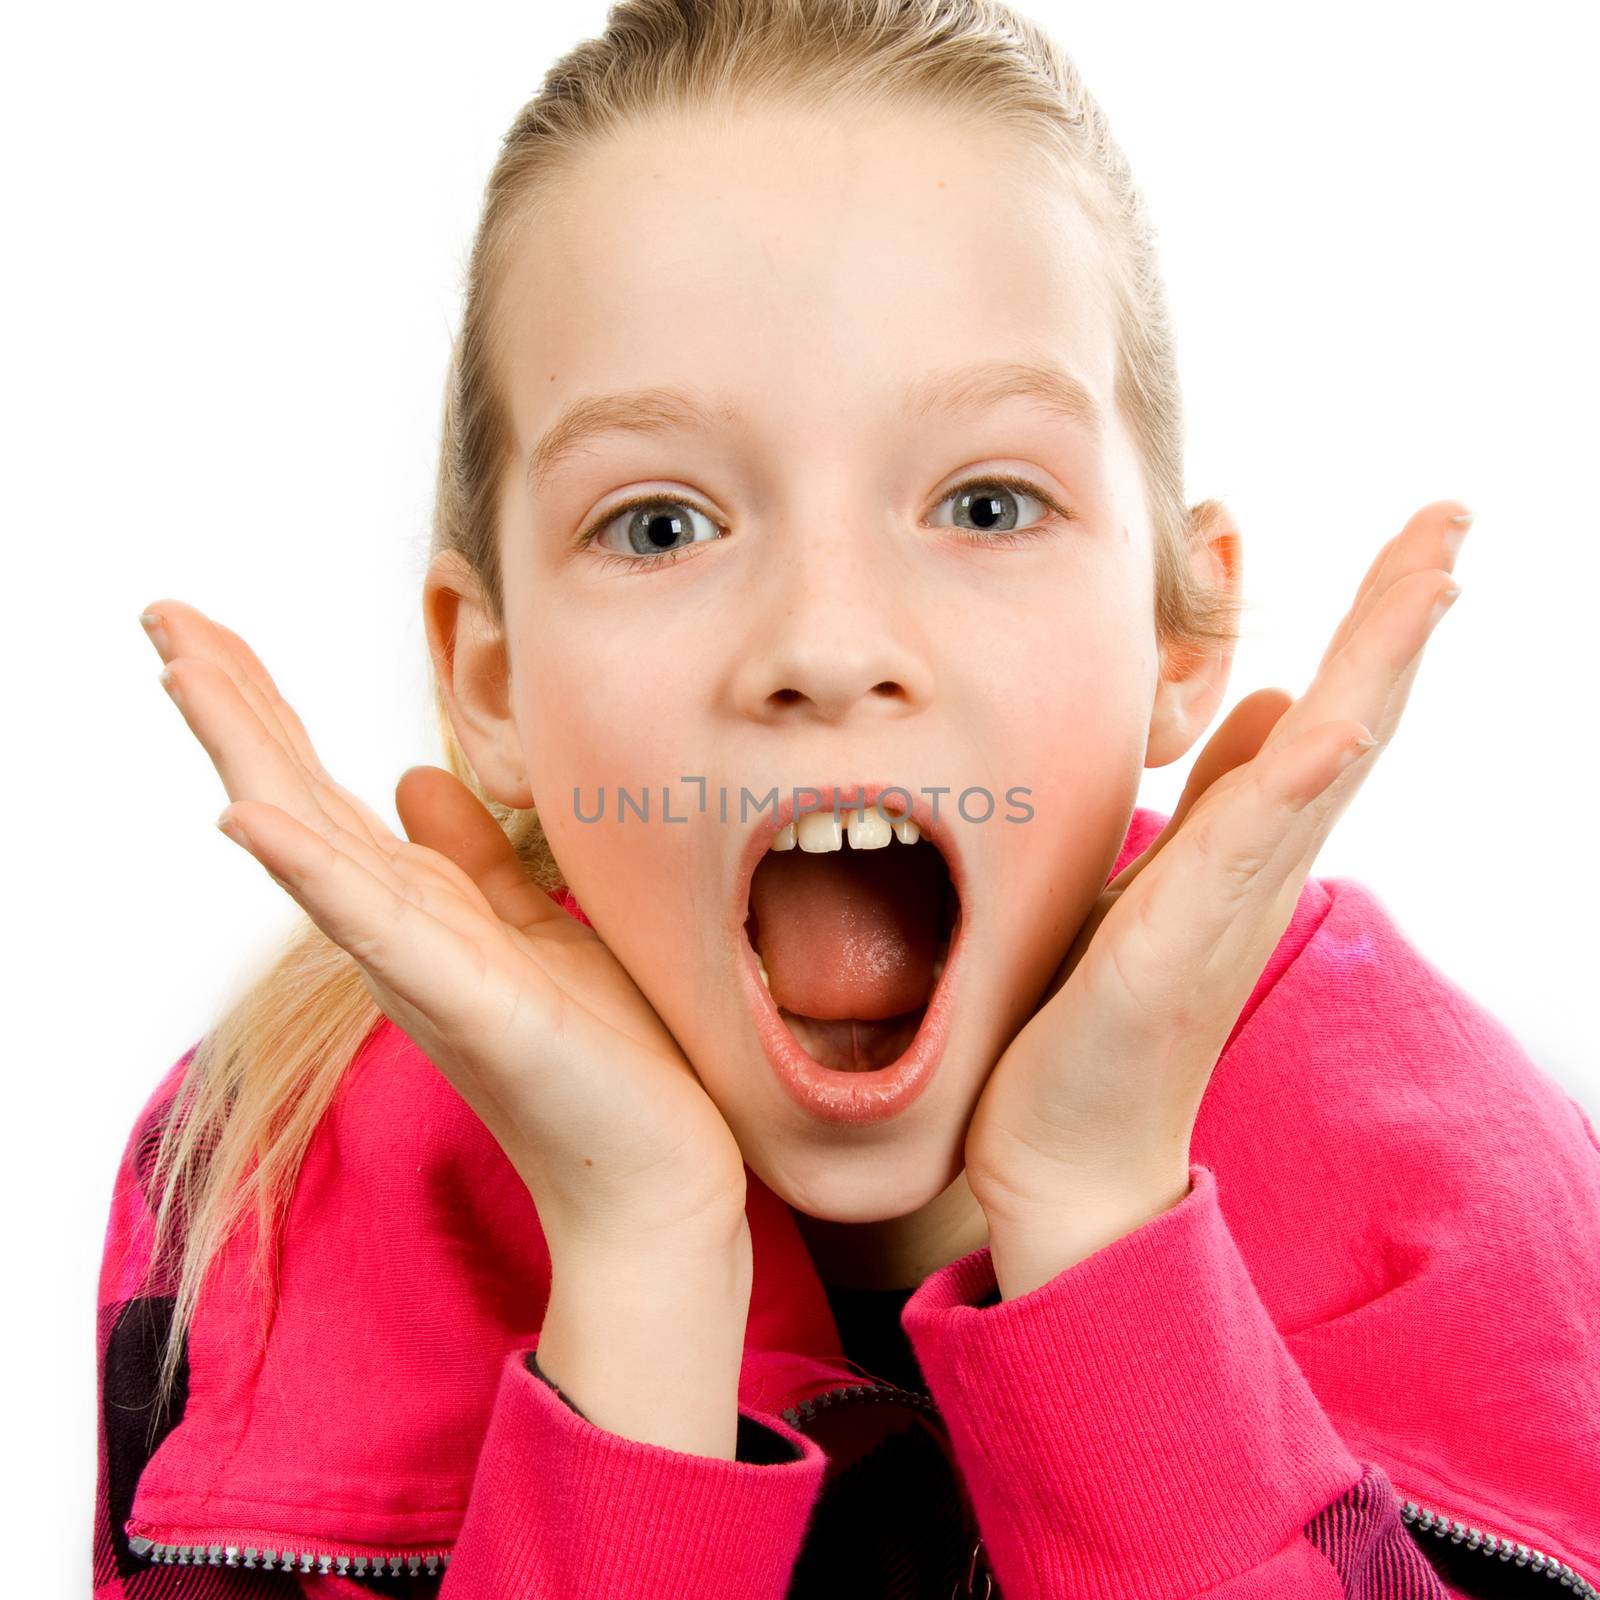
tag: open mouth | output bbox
[741,803,960,1074]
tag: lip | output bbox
[731,783,970,1126]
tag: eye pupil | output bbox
[631,508,688,552]
[961,488,1017,532]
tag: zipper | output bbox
[1396,1493,1597,1597]
[123,1382,962,1585]
[781,1379,995,1598]
[127,1421,1590,1599]
[122,1382,981,1587]
[779,1387,1600,1600]
[125,1526,450,1578]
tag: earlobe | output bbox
[1144,500,1244,769]
[1146,651,1227,768]
[423,551,535,809]
[1145,656,1206,769]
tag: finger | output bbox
[144,599,312,761]
[1106,688,1293,896]
[151,610,548,944]
[209,616,397,845]
[142,599,395,853]
[1319,499,1472,672]
[1225,716,1377,919]
[216,797,556,1043]
[395,765,567,934]
[1257,566,1459,771]
[1108,718,1374,1015]
[158,653,408,889]
[1191,717,1373,906]
[1168,689,1292,830]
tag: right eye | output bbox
[582,495,725,560]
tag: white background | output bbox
[5,2,1594,1587]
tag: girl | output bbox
[94,1,1600,1596]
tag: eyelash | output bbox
[574,472,1073,576]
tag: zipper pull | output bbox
[951,1532,994,1598]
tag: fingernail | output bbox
[139,611,170,655]
[216,810,250,849]
[1430,584,1463,626]
[1444,511,1474,563]
[1337,729,1379,772]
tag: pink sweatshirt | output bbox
[93,805,1600,1598]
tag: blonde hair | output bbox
[140,0,1248,1413]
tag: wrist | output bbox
[550,1211,753,1309]
[529,1168,752,1270]
[985,1167,1192,1301]
[538,1220,753,1458]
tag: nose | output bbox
[727,508,935,726]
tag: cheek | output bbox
[508,614,713,969]
[973,582,1153,791]
[515,609,703,807]
[975,599,1153,965]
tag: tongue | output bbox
[748,841,944,1020]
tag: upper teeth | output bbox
[776,809,922,852]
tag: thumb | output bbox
[1116,688,1294,893]
[1038,689,1294,1007]
[394,766,565,933]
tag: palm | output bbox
[965,496,1471,1228]
[1041,690,1291,1014]
[142,598,748,1245]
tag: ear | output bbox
[1145,499,1243,769]
[422,549,535,809]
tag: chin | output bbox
[747,1122,970,1225]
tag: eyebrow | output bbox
[525,358,1106,491]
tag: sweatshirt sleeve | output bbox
[94,1047,829,1600]
[430,1345,827,1599]
[900,1162,1466,1600]
[94,1053,317,1599]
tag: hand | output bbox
[137,599,751,1257]
[962,499,1473,1297]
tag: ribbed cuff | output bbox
[445,1344,827,1599]
[526,1350,810,1465]
[901,1163,1362,1599]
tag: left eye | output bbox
[587,497,723,557]
[927,476,1058,534]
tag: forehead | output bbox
[494,103,1119,456]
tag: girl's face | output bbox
[440,104,1232,1228]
